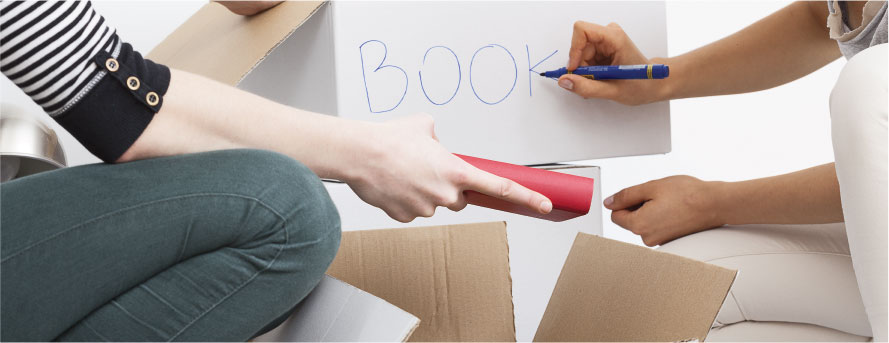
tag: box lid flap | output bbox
[327,222,516,342]
[254,275,419,342]
[534,233,737,342]
[147,1,325,86]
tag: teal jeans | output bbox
[0,149,341,341]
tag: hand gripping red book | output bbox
[456,154,595,222]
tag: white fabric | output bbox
[707,321,871,342]
[657,44,888,341]
[658,223,872,337]
[830,43,888,342]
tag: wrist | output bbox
[321,119,381,184]
[308,117,366,182]
[706,180,734,227]
[651,56,680,102]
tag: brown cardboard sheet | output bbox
[147,1,324,86]
[534,233,738,342]
[327,222,516,342]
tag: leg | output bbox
[1,149,340,341]
[658,223,872,337]
[830,43,888,341]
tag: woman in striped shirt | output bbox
[0,1,553,340]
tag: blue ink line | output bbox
[469,44,517,105]
[527,46,558,97]
[359,40,408,113]
[419,45,461,106]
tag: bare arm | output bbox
[661,1,842,100]
[118,69,553,222]
[605,163,842,246]
[714,163,843,225]
[560,1,842,104]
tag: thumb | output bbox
[558,74,618,100]
[604,182,653,211]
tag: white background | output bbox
[1,1,841,247]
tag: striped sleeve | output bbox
[1,0,171,163]
[1,1,119,116]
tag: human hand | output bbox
[343,114,552,223]
[558,21,671,105]
[215,1,282,16]
[604,175,725,246]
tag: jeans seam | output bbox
[139,284,189,318]
[1,193,286,263]
[81,321,111,341]
[175,222,193,263]
[111,300,168,338]
[167,216,290,341]
[171,268,205,292]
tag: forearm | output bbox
[656,2,841,100]
[712,163,843,225]
[117,69,365,182]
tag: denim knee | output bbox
[229,149,341,280]
[232,149,341,261]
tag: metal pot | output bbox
[0,104,67,182]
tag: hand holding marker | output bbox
[540,64,669,80]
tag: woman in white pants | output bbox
[556,1,887,340]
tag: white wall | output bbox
[1,1,841,247]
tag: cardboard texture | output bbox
[254,275,419,342]
[147,1,324,85]
[327,222,516,342]
[327,224,737,342]
[325,165,601,340]
[534,233,738,342]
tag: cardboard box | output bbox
[325,165,601,341]
[148,1,671,165]
[254,275,419,342]
[325,222,737,342]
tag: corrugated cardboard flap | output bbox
[328,222,517,342]
[147,1,325,86]
[534,233,738,342]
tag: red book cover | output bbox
[456,154,595,222]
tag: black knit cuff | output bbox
[54,41,170,163]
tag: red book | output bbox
[456,154,595,222]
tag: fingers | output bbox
[446,192,469,212]
[460,166,552,214]
[557,74,619,100]
[605,181,654,210]
[569,21,608,70]
[611,207,662,247]
[610,209,638,233]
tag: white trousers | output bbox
[659,43,887,341]
[831,43,888,341]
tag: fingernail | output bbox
[558,78,574,90]
[604,195,614,207]
[540,200,553,213]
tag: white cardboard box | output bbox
[254,275,419,342]
[150,1,671,165]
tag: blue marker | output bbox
[539,64,669,80]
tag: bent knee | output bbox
[221,149,341,263]
[240,150,341,267]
